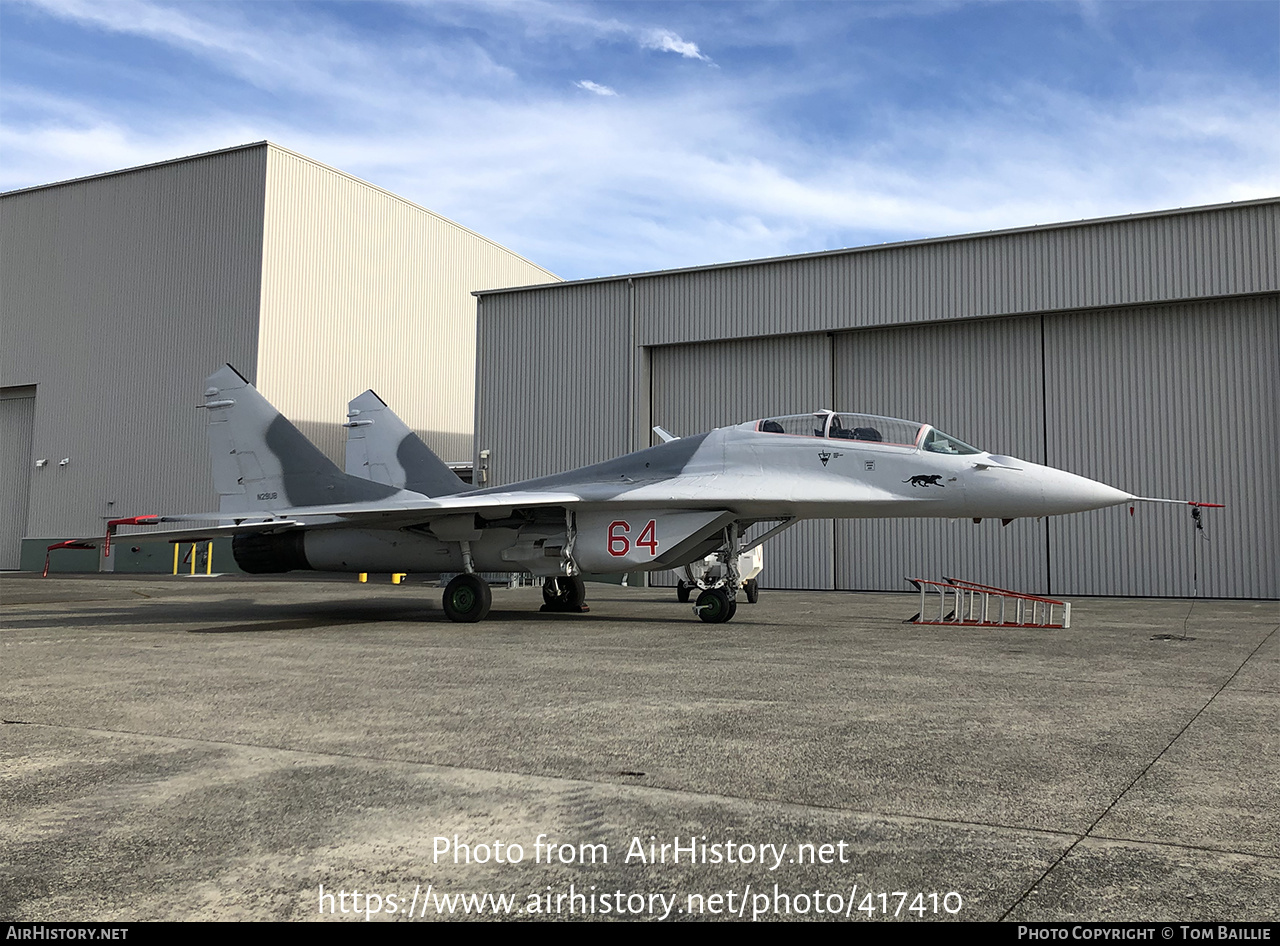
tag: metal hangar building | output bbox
[1,142,558,571]
[474,198,1279,599]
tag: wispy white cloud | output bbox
[16,0,515,101]
[4,1,1275,278]
[0,85,267,188]
[640,28,710,61]
[575,79,617,96]
[411,1,715,65]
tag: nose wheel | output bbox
[694,587,737,623]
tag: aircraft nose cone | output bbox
[1036,465,1132,514]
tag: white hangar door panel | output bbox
[833,318,1050,594]
[1,387,37,570]
[1045,297,1279,599]
[649,334,835,590]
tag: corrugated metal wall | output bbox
[643,302,1279,598]
[650,335,835,589]
[1,388,37,568]
[257,146,558,465]
[833,317,1049,593]
[1,146,268,539]
[3,142,561,558]
[476,200,1278,598]
[644,319,1049,593]
[474,281,632,485]
[1045,296,1279,598]
[634,201,1278,346]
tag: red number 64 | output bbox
[608,519,658,557]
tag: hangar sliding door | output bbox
[1,387,36,569]
[1045,297,1279,598]
[649,334,835,589]
[833,318,1050,593]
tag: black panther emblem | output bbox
[903,475,945,487]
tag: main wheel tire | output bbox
[695,587,735,624]
[562,575,586,608]
[543,576,587,609]
[443,574,492,623]
[744,578,759,604]
[676,580,692,603]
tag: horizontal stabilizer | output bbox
[106,519,305,545]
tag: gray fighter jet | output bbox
[125,365,1207,624]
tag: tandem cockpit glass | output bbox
[919,427,982,455]
[754,413,985,454]
[754,411,924,448]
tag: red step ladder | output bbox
[906,576,1071,628]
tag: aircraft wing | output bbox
[332,490,582,517]
[112,491,586,540]
[321,490,584,528]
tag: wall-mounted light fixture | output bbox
[35,458,48,468]
[58,458,71,467]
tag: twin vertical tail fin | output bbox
[201,365,404,513]
[344,390,474,498]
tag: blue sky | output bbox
[3,0,1277,279]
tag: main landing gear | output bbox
[443,573,492,623]
[542,575,589,613]
[440,574,588,623]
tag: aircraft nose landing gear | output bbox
[694,587,737,623]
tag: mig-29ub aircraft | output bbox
[124,365,1202,625]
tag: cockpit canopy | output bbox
[751,411,983,454]
[919,427,982,455]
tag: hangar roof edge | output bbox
[0,140,273,198]
[260,142,558,280]
[1,140,559,282]
[472,196,1280,297]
